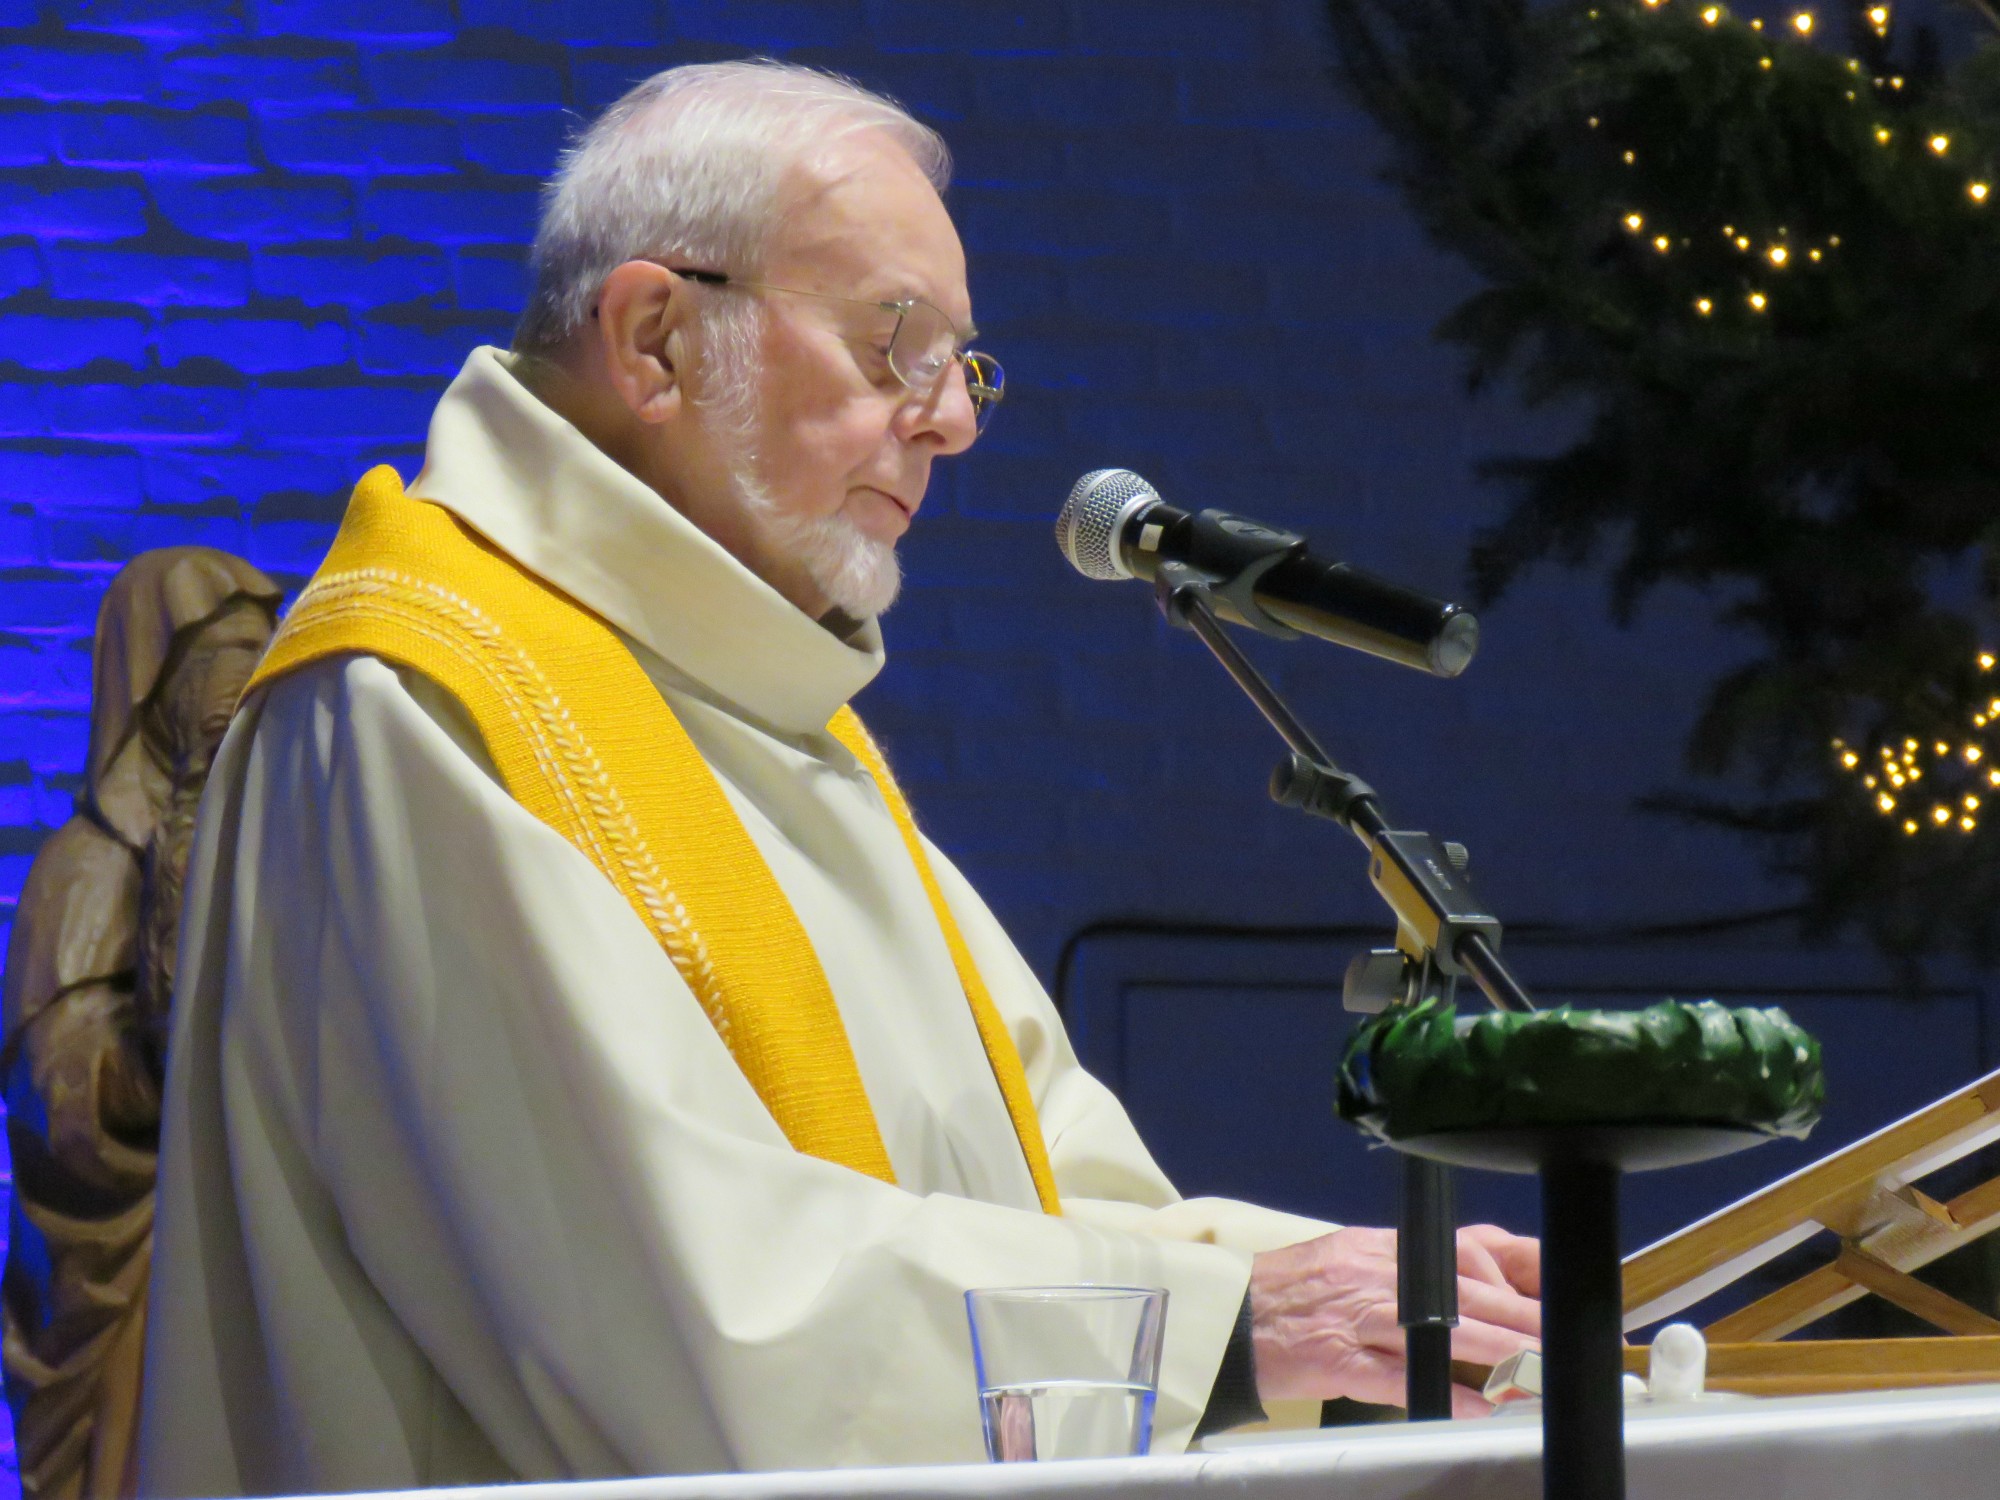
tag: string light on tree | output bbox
[1833,653,2000,835]
[1792,11,1813,34]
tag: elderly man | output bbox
[137,60,1539,1496]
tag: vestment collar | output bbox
[408,344,885,736]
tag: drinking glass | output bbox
[964,1285,1167,1461]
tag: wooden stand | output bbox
[1622,1068,2000,1392]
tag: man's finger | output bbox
[1450,1381,1496,1419]
[1463,1223,1541,1297]
[1455,1233,1507,1287]
[1448,1314,1541,1367]
[1459,1274,1542,1337]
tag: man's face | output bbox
[682,133,981,619]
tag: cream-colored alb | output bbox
[136,346,1332,1496]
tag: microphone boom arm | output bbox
[1154,563,1535,1017]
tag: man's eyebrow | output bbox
[870,279,974,330]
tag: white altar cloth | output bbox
[320,1384,2000,1500]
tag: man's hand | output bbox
[1249,1224,1541,1417]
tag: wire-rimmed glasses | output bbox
[664,266,1005,434]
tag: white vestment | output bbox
[137,347,1334,1497]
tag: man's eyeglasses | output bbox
[661,266,1004,435]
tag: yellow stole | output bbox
[244,465,1060,1213]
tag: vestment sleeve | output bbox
[205,656,1256,1475]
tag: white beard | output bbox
[736,467,903,619]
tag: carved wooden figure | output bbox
[2,550,280,1500]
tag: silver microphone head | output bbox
[1054,468,1161,581]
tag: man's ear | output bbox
[593,261,688,425]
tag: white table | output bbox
[350,1385,2000,1500]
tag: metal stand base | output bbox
[1542,1158,1625,1500]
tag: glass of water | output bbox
[964,1285,1167,1461]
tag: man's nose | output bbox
[899,360,980,455]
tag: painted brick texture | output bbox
[0,0,1785,1109]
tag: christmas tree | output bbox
[1324,0,2000,972]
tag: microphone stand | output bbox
[1150,560,1535,1425]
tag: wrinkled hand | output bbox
[1249,1224,1540,1417]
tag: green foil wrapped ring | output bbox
[1336,997,1824,1143]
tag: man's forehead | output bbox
[770,138,971,320]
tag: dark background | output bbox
[3,0,1992,1297]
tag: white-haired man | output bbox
[138,60,1539,1496]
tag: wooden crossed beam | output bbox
[1615,1069,2000,1395]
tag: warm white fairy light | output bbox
[1792,11,1813,33]
[1694,296,1714,315]
[1653,234,1672,252]
[1701,3,1721,19]
[1930,134,1951,156]
[1867,3,1890,32]
[1972,183,1992,203]
[1748,290,1769,310]
[1835,649,2000,834]
[1768,244,1789,266]
[1624,211,1645,231]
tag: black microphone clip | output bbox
[1151,510,1310,641]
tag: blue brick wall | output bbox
[0,0,1818,1358]
[0,0,1795,994]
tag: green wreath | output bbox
[1337,998,1824,1143]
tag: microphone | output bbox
[1054,468,1479,678]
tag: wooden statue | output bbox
[2,550,280,1500]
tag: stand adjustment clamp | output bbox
[1369,830,1503,978]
